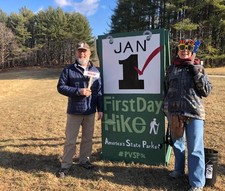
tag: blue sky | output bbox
[0,0,117,38]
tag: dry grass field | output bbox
[0,67,224,191]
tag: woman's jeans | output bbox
[172,118,205,187]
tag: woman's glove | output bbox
[195,65,205,74]
[188,64,199,76]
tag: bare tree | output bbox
[0,22,19,70]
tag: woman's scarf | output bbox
[173,57,200,65]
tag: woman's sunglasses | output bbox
[178,44,194,51]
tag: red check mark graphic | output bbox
[134,46,162,75]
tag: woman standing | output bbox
[164,39,213,191]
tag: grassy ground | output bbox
[205,67,225,76]
[0,67,224,191]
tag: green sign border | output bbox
[97,29,171,165]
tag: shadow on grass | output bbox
[0,134,191,191]
[0,137,65,142]
[4,136,222,190]
[0,135,102,174]
[0,136,189,190]
[0,137,65,149]
[0,149,190,190]
[70,158,190,191]
[2,136,223,190]
[0,150,60,172]
[0,136,102,149]
[217,163,225,176]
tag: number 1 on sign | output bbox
[119,54,144,89]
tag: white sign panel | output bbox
[102,34,161,94]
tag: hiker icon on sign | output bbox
[149,118,159,135]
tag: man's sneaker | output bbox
[79,161,94,169]
[169,170,184,179]
[188,187,203,191]
[55,168,69,178]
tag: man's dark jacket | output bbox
[57,60,103,115]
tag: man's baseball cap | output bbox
[76,42,90,50]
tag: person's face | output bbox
[177,43,193,59]
[76,49,91,59]
[76,49,91,66]
[177,48,192,59]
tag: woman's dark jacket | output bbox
[57,60,103,115]
[164,58,212,120]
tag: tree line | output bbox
[109,0,225,66]
[0,7,93,70]
[0,1,225,70]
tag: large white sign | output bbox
[102,34,161,94]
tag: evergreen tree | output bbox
[66,12,93,44]
[0,9,7,23]
[109,0,225,65]
[34,7,67,45]
[0,1,224,68]
[6,7,34,49]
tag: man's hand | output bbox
[80,88,92,97]
[97,112,103,120]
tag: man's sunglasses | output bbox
[178,44,194,51]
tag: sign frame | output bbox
[97,29,171,165]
